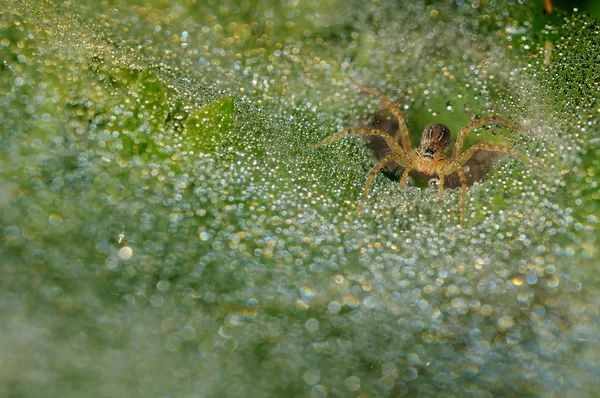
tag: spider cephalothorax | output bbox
[310,78,542,226]
[415,123,451,175]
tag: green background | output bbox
[1,0,598,397]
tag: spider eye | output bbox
[424,147,435,157]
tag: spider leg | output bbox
[310,128,405,156]
[348,77,412,153]
[457,167,467,227]
[438,174,446,199]
[444,142,542,227]
[356,153,396,214]
[399,167,412,187]
[452,115,528,159]
[453,141,535,170]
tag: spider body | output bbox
[415,123,451,175]
[310,78,542,226]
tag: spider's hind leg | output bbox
[452,115,528,159]
[451,141,543,226]
[458,168,467,227]
[348,77,412,153]
[453,141,535,170]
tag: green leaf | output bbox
[185,97,235,153]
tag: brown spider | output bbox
[310,78,542,226]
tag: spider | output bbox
[310,78,543,226]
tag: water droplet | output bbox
[345,376,361,391]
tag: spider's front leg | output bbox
[437,174,446,199]
[399,167,412,188]
[438,163,467,227]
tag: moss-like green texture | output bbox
[1,1,599,397]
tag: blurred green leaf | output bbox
[185,97,235,153]
[1,1,599,397]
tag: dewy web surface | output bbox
[0,0,598,397]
